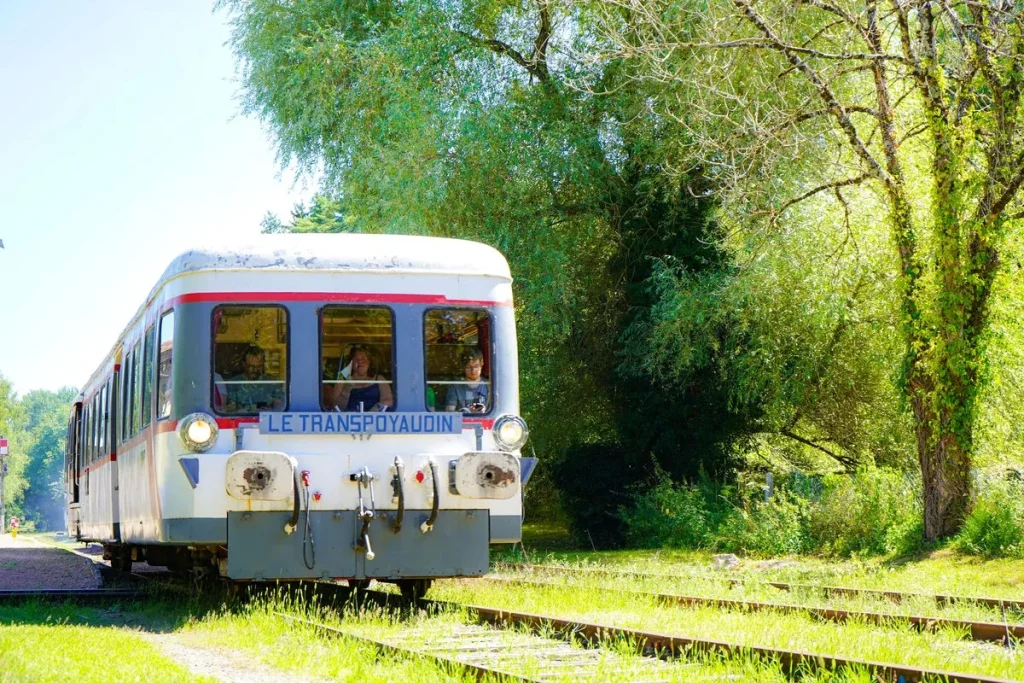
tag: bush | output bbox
[714,493,809,556]
[619,473,711,548]
[955,477,1024,558]
[617,467,927,557]
[807,468,923,556]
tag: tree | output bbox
[21,388,76,530]
[221,0,756,541]
[603,0,1024,539]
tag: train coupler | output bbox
[352,466,377,560]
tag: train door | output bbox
[65,400,83,537]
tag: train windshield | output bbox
[213,306,288,415]
[320,307,395,411]
[425,309,491,413]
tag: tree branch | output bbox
[733,0,893,189]
[779,428,857,469]
[771,173,872,218]
[455,30,549,83]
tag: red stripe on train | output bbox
[167,291,511,308]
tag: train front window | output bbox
[213,306,288,415]
[424,309,492,413]
[320,307,395,412]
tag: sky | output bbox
[0,2,310,395]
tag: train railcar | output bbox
[64,234,535,597]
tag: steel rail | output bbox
[0,588,144,603]
[484,576,1022,644]
[437,599,1018,683]
[517,563,1024,612]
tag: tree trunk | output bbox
[913,394,972,541]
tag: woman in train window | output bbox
[332,345,394,412]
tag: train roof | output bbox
[158,233,512,283]
[79,234,512,394]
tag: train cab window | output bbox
[157,311,174,420]
[319,307,395,412]
[424,309,491,413]
[213,306,288,415]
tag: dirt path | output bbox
[0,533,101,589]
[142,633,334,683]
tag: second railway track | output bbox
[484,575,1024,644]
[513,563,1024,613]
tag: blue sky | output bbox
[0,2,309,395]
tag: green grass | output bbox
[0,602,214,683]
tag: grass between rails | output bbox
[494,567,1024,624]
[431,579,1024,679]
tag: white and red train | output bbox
[64,234,533,596]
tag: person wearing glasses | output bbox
[446,348,489,413]
[224,345,284,412]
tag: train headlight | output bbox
[179,412,218,452]
[493,414,528,452]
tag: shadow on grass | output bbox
[0,580,363,634]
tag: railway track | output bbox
[484,575,1024,644]
[303,583,1018,683]
[278,612,700,682]
[514,563,1024,613]
[0,588,144,604]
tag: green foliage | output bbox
[715,494,810,556]
[618,471,711,549]
[222,0,747,538]
[807,469,923,556]
[954,476,1024,558]
[20,387,77,529]
[620,468,928,557]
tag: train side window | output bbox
[131,341,142,436]
[98,385,107,457]
[85,400,94,463]
[120,350,131,443]
[157,310,174,420]
[213,305,287,415]
[141,327,155,428]
[319,307,395,412]
[424,309,492,413]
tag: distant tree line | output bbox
[0,379,77,531]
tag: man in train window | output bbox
[225,345,285,413]
[445,348,489,413]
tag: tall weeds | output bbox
[619,468,925,557]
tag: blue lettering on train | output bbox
[260,411,464,435]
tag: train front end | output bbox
[142,237,530,592]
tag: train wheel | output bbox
[110,554,132,573]
[398,579,432,603]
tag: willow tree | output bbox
[219,0,745,536]
[604,0,1024,539]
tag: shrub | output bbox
[714,493,809,556]
[619,474,711,548]
[955,477,1024,558]
[807,468,922,556]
